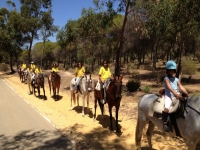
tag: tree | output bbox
[94,0,136,75]
[19,0,53,63]
[0,8,24,72]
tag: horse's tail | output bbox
[135,117,140,146]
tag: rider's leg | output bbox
[162,96,172,132]
[74,78,80,93]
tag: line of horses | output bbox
[18,68,124,132]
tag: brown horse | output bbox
[93,75,123,131]
[32,73,46,99]
[18,68,26,82]
[48,72,61,100]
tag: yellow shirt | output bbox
[99,66,112,80]
[21,64,26,69]
[30,64,35,71]
[35,68,42,74]
[52,67,58,72]
[76,67,85,78]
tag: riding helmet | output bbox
[166,60,176,70]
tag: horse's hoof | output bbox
[82,114,85,117]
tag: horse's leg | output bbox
[70,90,75,110]
[56,87,60,100]
[115,104,120,132]
[82,94,85,117]
[93,94,98,121]
[86,93,89,114]
[43,87,45,98]
[28,82,31,94]
[187,139,197,150]
[146,121,155,150]
[77,93,79,106]
[135,114,147,150]
[108,105,114,131]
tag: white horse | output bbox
[135,94,200,150]
[24,69,33,95]
[70,75,92,117]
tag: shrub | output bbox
[144,85,151,93]
[0,63,9,72]
[126,79,141,92]
[182,59,197,75]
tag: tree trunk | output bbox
[114,1,130,75]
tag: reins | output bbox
[184,97,200,115]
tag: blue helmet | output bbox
[166,60,176,70]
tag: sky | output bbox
[0,0,96,45]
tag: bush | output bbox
[182,59,197,75]
[144,85,151,93]
[126,79,141,92]
[0,63,9,72]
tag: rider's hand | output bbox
[178,95,184,101]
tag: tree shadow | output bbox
[60,124,135,150]
[0,130,75,150]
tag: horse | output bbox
[31,73,46,99]
[70,75,93,117]
[18,68,26,82]
[25,69,33,95]
[48,72,61,100]
[93,75,123,131]
[135,94,200,150]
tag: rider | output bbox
[30,61,36,72]
[50,63,59,82]
[21,61,27,71]
[33,65,42,84]
[99,60,112,104]
[162,60,189,132]
[74,61,85,93]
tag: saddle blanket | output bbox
[148,96,180,117]
[95,80,101,91]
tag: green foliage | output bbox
[195,51,200,63]
[143,85,151,93]
[0,63,9,72]
[182,59,197,75]
[126,79,141,92]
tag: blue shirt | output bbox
[163,76,179,98]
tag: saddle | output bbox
[148,92,185,117]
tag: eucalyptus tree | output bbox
[170,0,200,78]
[56,27,68,67]
[19,0,53,63]
[93,0,136,75]
[78,8,107,72]
[141,0,200,78]
[40,10,58,66]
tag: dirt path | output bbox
[0,70,190,150]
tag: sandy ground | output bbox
[0,70,191,150]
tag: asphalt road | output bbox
[0,77,75,150]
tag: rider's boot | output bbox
[162,111,170,132]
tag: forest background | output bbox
[1,0,200,82]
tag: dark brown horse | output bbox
[93,75,123,131]
[32,73,46,99]
[48,72,61,100]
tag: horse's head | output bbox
[108,75,123,100]
[85,75,92,92]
